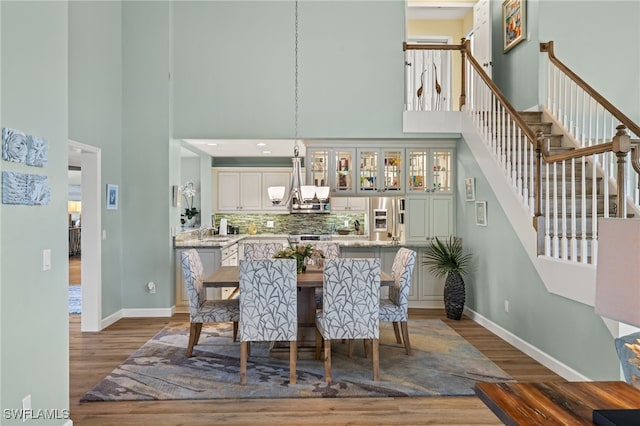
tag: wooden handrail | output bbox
[541,41,640,137]
[403,43,464,52]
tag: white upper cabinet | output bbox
[356,148,404,194]
[406,148,453,194]
[216,171,262,212]
[306,148,357,196]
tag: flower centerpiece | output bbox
[181,181,199,226]
[274,243,325,273]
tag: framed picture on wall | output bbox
[106,184,118,210]
[475,201,487,226]
[464,178,476,201]
[503,0,526,53]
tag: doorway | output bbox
[68,140,103,331]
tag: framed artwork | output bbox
[475,201,488,226]
[503,0,526,53]
[106,184,118,210]
[464,178,476,202]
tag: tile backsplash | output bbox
[214,213,366,236]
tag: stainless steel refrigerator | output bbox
[369,196,404,242]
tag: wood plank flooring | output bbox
[69,309,564,425]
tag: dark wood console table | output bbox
[475,381,640,425]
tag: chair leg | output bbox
[240,341,248,385]
[392,322,402,344]
[232,321,239,342]
[315,329,322,360]
[324,339,332,383]
[186,322,202,357]
[347,340,354,358]
[290,341,297,385]
[400,321,412,356]
[372,338,380,381]
[363,339,370,358]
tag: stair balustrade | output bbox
[403,39,640,266]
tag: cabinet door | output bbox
[217,172,240,211]
[332,149,356,195]
[239,172,262,210]
[381,149,404,193]
[420,264,445,307]
[357,149,379,193]
[431,150,453,193]
[307,149,329,187]
[330,197,366,212]
[330,197,350,211]
[405,196,429,242]
[406,149,429,193]
[347,197,367,212]
[430,196,454,238]
[262,171,290,211]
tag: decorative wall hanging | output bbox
[464,178,476,202]
[502,0,526,53]
[2,127,49,167]
[475,201,488,226]
[106,184,118,210]
[2,171,51,205]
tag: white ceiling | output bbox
[407,2,475,20]
[182,139,305,158]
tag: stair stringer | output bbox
[461,113,596,307]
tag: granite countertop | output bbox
[174,232,430,249]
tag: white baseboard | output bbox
[100,307,175,329]
[464,307,591,381]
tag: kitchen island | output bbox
[174,230,442,312]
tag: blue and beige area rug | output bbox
[68,285,81,314]
[81,319,512,401]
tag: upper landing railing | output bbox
[404,39,640,265]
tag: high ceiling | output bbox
[182,139,305,158]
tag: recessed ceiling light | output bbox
[262,150,272,154]
[207,143,217,146]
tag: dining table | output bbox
[204,265,394,358]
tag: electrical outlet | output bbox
[42,249,51,271]
[147,282,156,294]
[266,221,274,228]
[504,300,510,313]
[344,220,349,227]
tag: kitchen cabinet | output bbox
[356,148,404,194]
[220,243,238,299]
[306,148,357,195]
[217,171,262,212]
[330,197,367,212]
[406,148,453,194]
[405,247,445,308]
[405,195,454,243]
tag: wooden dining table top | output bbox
[204,265,394,288]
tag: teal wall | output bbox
[171,0,409,139]
[121,1,173,310]
[1,1,70,423]
[69,0,124,317]
[456,139,619,380]
[492,0,640,120]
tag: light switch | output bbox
[102,229,107,240]
[43,249,51,271]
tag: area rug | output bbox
[68,285,81,314]
[81,319,512,402]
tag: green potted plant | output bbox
[423,236,472,320]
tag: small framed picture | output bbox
[503,0,526,53]
[475,201,487,226]
[464,178,476,202]
[106,184,118,210]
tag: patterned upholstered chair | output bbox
[315,258,381,382]
[379,248,417,355]
[180,249,240,357]
[239,259,298,385]
[312,242,341,309]
[242,242,285,260]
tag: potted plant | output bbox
[423,236,472,320]
[274,243,325,273]
[181,181,199,227]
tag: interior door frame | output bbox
[69,140,103,331]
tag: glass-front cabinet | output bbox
[306,148,356,195]
[406,148,453,193]
[356,148,404,194]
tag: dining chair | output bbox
[242,242,285,260]
[315,258,381,383]
[312,242,341,309]
[239,258,298,385]
[180,249,240,357]
[379,247,417,355]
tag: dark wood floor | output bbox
[69,309,564,425]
